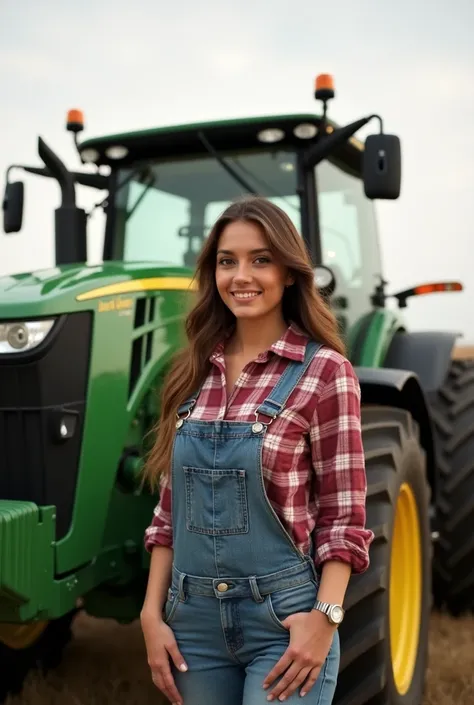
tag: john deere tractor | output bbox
[1,74,473,705]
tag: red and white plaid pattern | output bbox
[145,323,373,573]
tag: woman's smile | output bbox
[231,290,262,302]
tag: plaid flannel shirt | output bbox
[144,322,373,573]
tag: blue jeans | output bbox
[165,575,340,705]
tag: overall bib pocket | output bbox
[266,579,319,632]
[184,466,249,535]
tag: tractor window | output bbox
[123,183,192,266]
[114,150,300,270]
[316,159,382,333]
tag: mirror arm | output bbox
[303,115,381,169]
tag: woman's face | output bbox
[215,220,293,321]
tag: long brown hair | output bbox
[142,196,345,491]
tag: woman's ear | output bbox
[285,273,295,287]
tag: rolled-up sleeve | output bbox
[310,360,373,573]
[144,473,173,553]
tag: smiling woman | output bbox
[139,196,372,705]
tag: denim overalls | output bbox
[164,340,340,704]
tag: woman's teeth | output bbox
[232,292,261,299]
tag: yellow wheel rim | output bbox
[0,621,48,650]
[389,481,422,695]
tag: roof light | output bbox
[66,109,84,133]
[293,123,318,139]
[105,145,129,160]
[80,148,100,164]
[315,74,335,101]
[257,128,285,144]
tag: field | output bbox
[5,610,473,705]
[453,345,474,359]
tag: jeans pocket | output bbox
[184,466,249,535]
[163,589,181,626]
[266,579,318,631]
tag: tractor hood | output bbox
[0,261,196,320]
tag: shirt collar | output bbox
[210,321,309,364]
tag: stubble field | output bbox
[5,609,473,705]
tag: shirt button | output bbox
[217,582,229,592]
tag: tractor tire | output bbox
[430,358,474,615]
[0,610,76,703]
[334,406,432,705]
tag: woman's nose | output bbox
[233,265,253,283]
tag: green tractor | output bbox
[1,74,473,705]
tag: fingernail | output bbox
[279,697,286,702]
[179,664,188,672]
[301,692,307,697]
[267,696,274,702]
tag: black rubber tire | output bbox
[334,406,432,705]
[0,611,76,703]
[430,359,474,615]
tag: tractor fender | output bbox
[355,366,436,495]
[382,331,459,393]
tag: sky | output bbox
[1,0,473,342]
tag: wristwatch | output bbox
[313,600,345,626]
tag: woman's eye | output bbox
[217,256,271,266]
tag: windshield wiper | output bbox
[126,172,156,221]
[197,131,258,195]
[87,165,153,219]
[198,131,300,214]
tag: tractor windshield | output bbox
[111,149,300,269]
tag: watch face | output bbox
[330,605,344,623]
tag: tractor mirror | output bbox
[363,133,401,200]
[314,265,336,298]
[2,181,24,233]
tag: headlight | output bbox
[0,319,56,354]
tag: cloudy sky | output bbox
[1,0,473,342]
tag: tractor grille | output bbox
[0,312,92,539]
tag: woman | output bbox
[140,196,373,705]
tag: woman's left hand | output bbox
[263,609,336,701]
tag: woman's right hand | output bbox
[140,612,188,705]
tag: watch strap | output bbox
[313,600,332,615]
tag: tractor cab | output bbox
[2,74,401,348]
[95,113,386,340]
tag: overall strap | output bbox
[255,340,322,421]
[177,383,204,419]
[177,396,198,419]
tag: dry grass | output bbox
[5,611,473,705]
[453,346,474,359]
[424,612,474,704]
